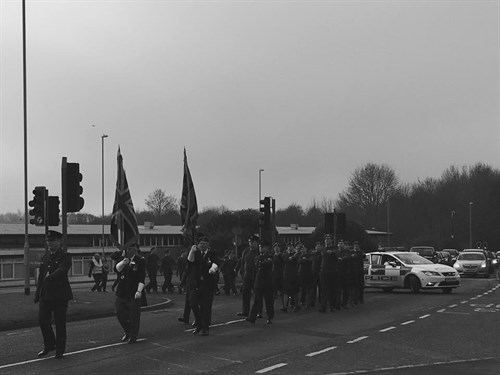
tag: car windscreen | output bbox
[458,253,485,261]
[393,253,433,265]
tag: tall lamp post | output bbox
[101,134,108,255]
[259,169,264,238]
[469,202,473,249]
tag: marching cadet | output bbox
[282,242,300,312]
[247,240,275,324]
[338,239,352,309]
[221,251,238,295]
[319,234,339,312]
[298,243,314,309]
[272,243,285,307]
[351,241,365,305]
[310,241,323,307]
[34,230,73,359]
[237,234,260,317]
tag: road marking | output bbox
[460,300,468,304]
[151,342,243,363]
[184,318,245,331]
[379,326,396,332]
[0,339,146,370]
[438,310,470,315]
[256,363,288,373]
[347,336,368,344]
[306,346,337,357]
[448,304,458,308]
[437,308,446,313]
[418,314,430,319]
[401,320,415,325]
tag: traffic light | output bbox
[335,212,346,236]
[47,196,60,226]
[259,196,271,230]
[66,162,84,212]
[29,186,46,226]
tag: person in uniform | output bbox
[319,234,339,312]
[351,241,365,305]
[338,240,352,309]
[310,241,323,307]
[282,242,300,312]
[247,240,275,324]
[298,244,314,309]
[221,251,238,295]
[236,234,260,317]
[272,243,285,307]
[34,230,73,359]
[187,236,219,336]
[145,248,160,293]
[160,249,176,293]
[113,244,146,343]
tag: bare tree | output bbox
[338,163,399,228]
[144,189,178,218]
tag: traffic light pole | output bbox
[61,157,68,252]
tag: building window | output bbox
[0,258,24,280]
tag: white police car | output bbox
[364,251,460,294]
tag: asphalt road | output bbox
[1,278,499,375]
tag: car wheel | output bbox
[382,287,394,292]
[442,288,452,294]
[484,272,490,279]
[409,275,420,294]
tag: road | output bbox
[1,278,499,374]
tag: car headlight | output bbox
[480,262,487,269]
[422,270,441,276]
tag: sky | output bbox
[1,0,499,217]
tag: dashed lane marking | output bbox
[419,314,430,319]
[255,363,288,373]
[347,336,368,344]
[306,346,337,357]
[401,320,415,325]
[379,326,396,333]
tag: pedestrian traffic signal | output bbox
[66,162,84,212]
[47,196,60,226]
[29,186,46,226]
[260,197,271,230]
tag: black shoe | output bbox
[178,317,188,324]
[121,333,130,342]
[193,327,202,335]
[191,321,197,327]
[257,314,263,319]
[37,346,55,357]
[54,352,64,359]
[201,329,209,336]
[266,319,272,324]
[245,317,255,324]
[128,337,138,344]
[236,312,247,317]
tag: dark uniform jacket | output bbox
[187,249,220,292]
[114,254,146,299]
[254,251,274,290]
[35,249,73,302]
[240,247,259,280]
[320,247,339,272]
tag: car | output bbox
[437,251,453,266]
[409,246,438,263]
[442,248,460,262]
[364,251,460,294]
[462,249,495,273]
[453,251,490,278]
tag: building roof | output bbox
[276,225,316,235]
[0,224,183,236]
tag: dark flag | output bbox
[110,147,139,249]
[180,148,198,240]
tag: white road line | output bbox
[437,308,446,313]
[419,314,430,319]
[347,336,368,344]
[306,346,337,357]
[0,339,146,370]
[379,326,396,332]
[256,363,288,373]
[460,300,469,304]
[401,320,415,325]
[448,304,458,308]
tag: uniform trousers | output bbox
[241,275,254,316]
[249,287,274,321]
[115,296,141,339]
[190,284,214,331]
[38,299,68,354]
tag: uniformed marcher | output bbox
[272,243,285,308]
[351,241,365,304]
[338,240,352,309]
[113,244,146,343]
[298,244,314,309]
[247,240,275,324]
[236,234,260,317]
[283,242,300,312]
[319,234,339,312]
[34,230,73,359]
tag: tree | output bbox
[144,189,178,218]
[338,163,400,229]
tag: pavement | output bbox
[0,276,175,332]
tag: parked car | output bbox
[409,246,438,263]
[364,251,460,294]
[453,251,490,278]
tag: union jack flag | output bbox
[180,148,198,239]
[110,147,139,249]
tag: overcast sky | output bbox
[1,0,498,217]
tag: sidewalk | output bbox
[0,278,174,332]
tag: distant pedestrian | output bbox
[88,253,103,292]
[145,248,160,293]
[283,243,300,312]
[161,249,176,293]
[236,235,260,318]
[34,230,73,359]
[221,251,238,295]
[100,255,110,292]
[113,244,146,344]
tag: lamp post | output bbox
[450,210,455,240]
[101,134,108,254]
[259,169,264,238]
[469,202,473,249]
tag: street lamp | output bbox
[259,169,264,238]
[101,134,108,254]
[469,202,473,249]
